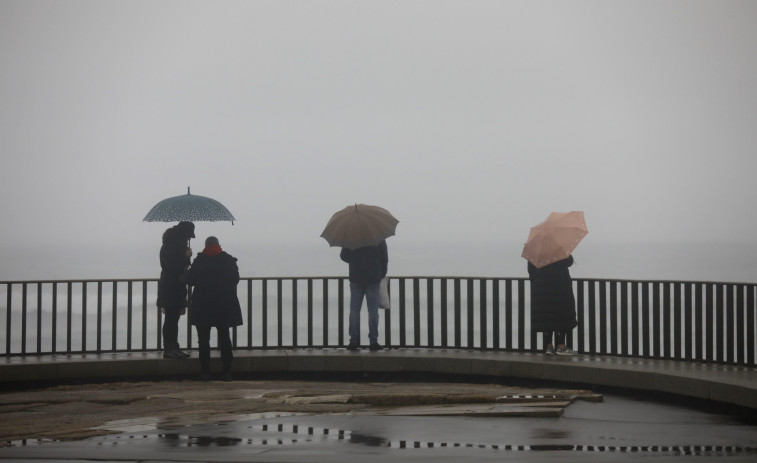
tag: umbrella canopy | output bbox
[143,187,236,224]
[522,211,588,268]
[320,204,398,250]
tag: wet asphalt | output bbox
[1,393,756,462]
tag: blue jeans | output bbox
[349,282,380,344]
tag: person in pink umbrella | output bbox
[528,255,578,355]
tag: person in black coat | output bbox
[340,240,388,351]
[184,236,243,381]
[528,255,578,355]
[157,221,195,359]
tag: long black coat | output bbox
[528,256,577,333]
[157,228,191,310]
[340,241,388,284]
[184,251,243,328]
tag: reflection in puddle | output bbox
[162,433,243,447]
[145,422,757,457]
[6,420,757,458]
[349,432,388,447]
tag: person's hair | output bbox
[205,236,220,247]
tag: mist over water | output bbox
[1,241,756,283]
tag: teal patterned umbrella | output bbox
[143,187,235,224]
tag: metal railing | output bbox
[1,277,755,366]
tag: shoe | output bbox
[174,344,191,358]
[347,342,360,351]
[163,347,186,359]
[163,343,190,359]
[556,346,577,356]
[369,343,383,351]
[198,373,212,381]
[544,344,555,355]
[220,372,233,382]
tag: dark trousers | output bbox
[162,306,183,348]
[544,331,566,346]
[196,325,233,373]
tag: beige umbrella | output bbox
[522,211,588,268]
[320,204,399,250]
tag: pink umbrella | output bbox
[522,211,588,268]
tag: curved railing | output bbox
[1,277,755,367]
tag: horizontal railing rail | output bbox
[1,277,755,367]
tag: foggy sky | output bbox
[2,0,757,256]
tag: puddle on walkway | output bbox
[81,421,756,458]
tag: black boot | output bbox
[163,343,189,359]
[174,342,191,358]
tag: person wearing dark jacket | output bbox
[528,255,578,355]
[157,221,195,359]
[184,236,243,381]
[340,240,388,351]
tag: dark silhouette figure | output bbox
[340,240,388,351]
[184,236,243,381]
[528,255,578,355]
[157,221,195,358]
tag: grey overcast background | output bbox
[1,0,757,280]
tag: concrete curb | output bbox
[2,348,756,410]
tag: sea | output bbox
[1,240,756,354]
[1,240,756,283]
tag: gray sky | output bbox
[2,0,756,256]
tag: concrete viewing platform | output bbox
[2,348,756,411]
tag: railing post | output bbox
[307,278,313,348]
[262,279,268,348]
[737,284,745,365]
[112,281,118,351]
[641,282,650,357]
[294,279,300,347]
[505,279,513,350]
[52,282,57,354]
[384,278,391,347]
[631,281,639,357]
[413,278,421,347]
[748,284,755,366]
[21,283,27,355]
[126,281,132,352]
[609,281,617,356]
[427,278,434,347]
[467,279,475,349]
[727,284,735,363]
[599,281,607,355]
[277,279,283,348]
[322,279,329,347]
[247,279,253,348]
[36,283,43,354]
[492,279,500,350]
[684,283,693,361]
[66,282,72,353]
[716,283,724,362]
[5,283,11,355]
[440,279,448,348]
[82,281,88,353]
[479,279,487,349]
[400,278,407,348]
[588,280,596,354]
[454,279,461,348]
[517,279,525,351]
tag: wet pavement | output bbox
[1,385,756,462]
